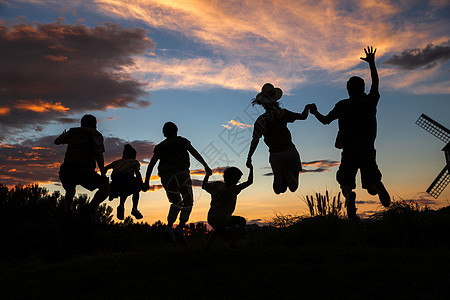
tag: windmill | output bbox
[416,114,450,198]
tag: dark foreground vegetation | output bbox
[1,184,450,299]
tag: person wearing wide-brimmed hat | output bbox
[246,83,312,194]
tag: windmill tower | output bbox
[416,114,450,198]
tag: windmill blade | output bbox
[444,144,450,165]
[416,114,450,143]
[427,166,450,199]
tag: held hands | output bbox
[306,103,317,114]
[360,46,376,64]
[142,182,150,192]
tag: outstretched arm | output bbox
[246,138,259,168]
[309,103,335,125]
[187,143,212,175]
[290,104,311,120]
[360,46,378,93]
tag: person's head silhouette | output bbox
[163,122,178,137]
[122,144,137,159]
[346,76,365,97]
[81,114,97,129]
[223,167,243,186]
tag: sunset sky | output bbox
[1,0,449,224]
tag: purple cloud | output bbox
[0,19,155,140]
[384,41,450,70]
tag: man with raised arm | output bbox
[310,46,391,218]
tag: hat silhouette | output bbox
[255,83,283,104]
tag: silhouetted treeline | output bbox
[2,184,450,266]
[0,184,207,264]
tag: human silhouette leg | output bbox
[174,173,193,244]
[64,189,75,213]
[59,164,76,213]
[273,175,288,194]
[375,181,390,207]
[161,174,181,227]
[286,147,301,192]
[341,185,356,218]
[229,216,246,248]
[205,230,218,248]
[88,181,110,208]
[117,195,126,220]
[287,172,299,193]
[337,152,358,218]
[131,192,143,219]
[360,151,389,207]
[178,172,194,228]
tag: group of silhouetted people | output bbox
[55,46,391,248]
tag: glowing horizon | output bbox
[1,0,449,224]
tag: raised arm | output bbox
[186,143,212,175]
[360,46,378,93]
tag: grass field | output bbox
[1,185,450,299]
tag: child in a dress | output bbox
[105,144,143,220]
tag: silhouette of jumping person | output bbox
[143,122,212,243]
[105,144,143,220]
[247,83,311,194]
[310,46,391,218]
[54,114,110,217]
[203,164,253,250]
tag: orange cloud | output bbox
[148,174,160,181]
[44,55,68,62]
[222,120,252,130]
[190,167,227,176]
[0,107,11,115]
[94,0,449,93]
[15,100,70,113]
[302,160,341,169]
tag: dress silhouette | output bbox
[105,144,143,220]
[247,83,310,194]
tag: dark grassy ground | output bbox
[2,240,450,299]
[1,185,450,299]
